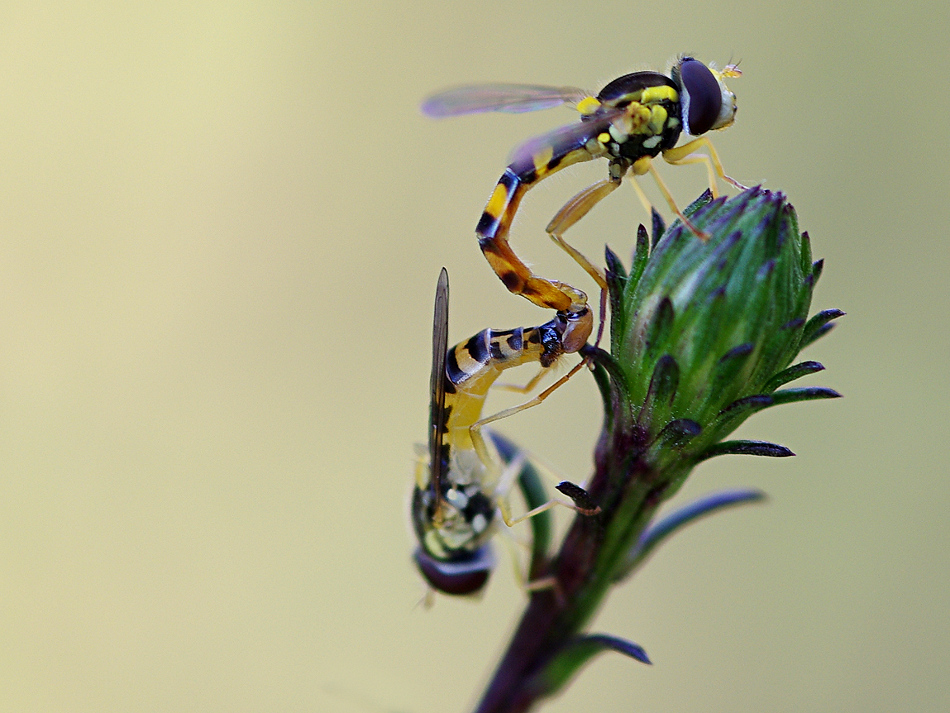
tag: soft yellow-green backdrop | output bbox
[1,2,947,712]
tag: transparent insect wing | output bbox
[506,107,624,166]
[428,268,450,500]
[421,83,589,117]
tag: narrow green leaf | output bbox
[707,343,754,402]
[605,245,628,346]
[652,418,701,451]
[769,386,842,405]
[639,354,679,429]
[682,189,715,218]
[800,230,813,277]
[643,298,675,364]
[532,634,651,698]
[697,440,795,463]
[604,244,626,281]
[801,308,844,348]
[713,386,840,434]
[628,223,650,291]
[762,360,825,392]
[613,489,766,582]
[802,323,835,348]
[650,208,666,250]
[581,344,627,435]
[604,245,626,317]
[713,394,774,433]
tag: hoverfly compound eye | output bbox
[678,58,723,136]
[414,547,495,596]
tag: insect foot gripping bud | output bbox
[471,187,842,713]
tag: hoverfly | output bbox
[422,56,745,313]
[411,268,597,596]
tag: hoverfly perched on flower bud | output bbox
[422,56,745,314]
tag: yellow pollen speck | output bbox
[597,132,610,144]
[485,183,510,219]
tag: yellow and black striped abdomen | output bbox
[475,135,598,312]
[476,136,597,243]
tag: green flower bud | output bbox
[470,188,842,713]
[596,187,840,493]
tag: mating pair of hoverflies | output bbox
[411,55,744,596]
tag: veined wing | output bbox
[506,108,623,170]
[421,83,589,117]
[428,268,450,506]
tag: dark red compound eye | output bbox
[413,547,494,596]
[679,59,723,135]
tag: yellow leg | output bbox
[629,174,655,218]
[501,494,597,527]
[491,443,599,527]
[473,359,586,435]
[647,162,710,241]
[662,135,747,192]
[469,357,587,487]
[545,179,617,291]
[498,533,562,602]
[494,366,551,395]
[544,179,615,350]
[666,152,720,197]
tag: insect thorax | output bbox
[591,71,683,162]
[411,472,496,560]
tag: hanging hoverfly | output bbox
[422,56,745,313]
[411,268,598,596]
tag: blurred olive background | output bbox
[0,2,947,712]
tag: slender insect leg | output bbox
[662,136,748,191]
[502,492,598,526]
[469,358,592,527]
[479,230,577,312]
[629,174,656,218]
[544,177,617,350]
[545,178,616,291]
[664,152,720,197]
[469,358,586,475]
[554,481,600,516]
[494,365,551,394]
[498,534,560,601]
[472,358,587,441]
[646,162,710,241]
[490,433,599,527]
